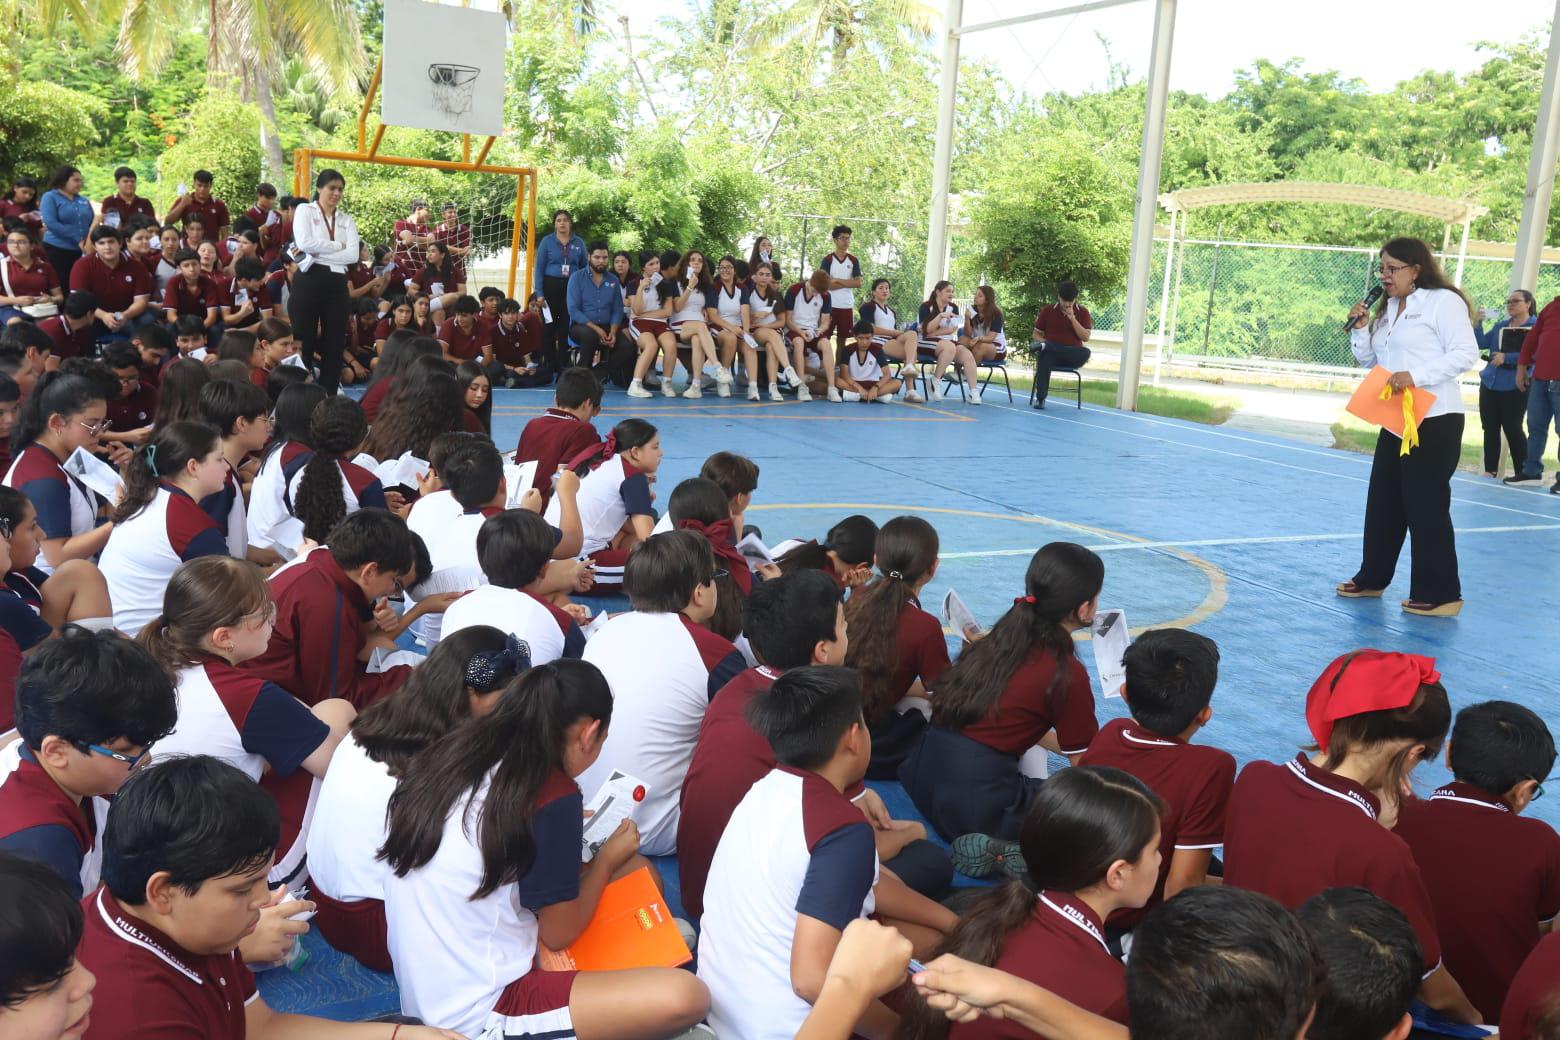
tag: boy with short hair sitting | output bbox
[1393,700,1560,1022]
[513,365,602,499]
[1298,887,1421,1040]
[0,852,97,1040]
[76,755,462,1040]
[0,628,176,897]
[197,378,272,560]
[1078,627,1236,924]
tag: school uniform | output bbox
[222,281,273,331]
[1222,754,1443,976]
[901,645,1099,841]
[404,492,493,645]
[360,376,395,424]
[99,193,156,228]
[711,282,744,332]
[248,548,412,708]
[577,611,746,855]
[419,261,466,300]
[0,254,59,308]
[487,315,540,369]
[305,733,396,972]
[0,744,99,898]
[515,409,600,495]
[744,286,784,335]
[967,310,1008,359]
[0,629,19,734]
[542,453,651,590]
[37,315,94,359]
[0,581,51,655]
[670,285,709,332]
[442,584,585,663]
[198,462,248,559]
[78,887,255,1039]
[163,273,221,320]
[820,251,861,349]
[107,382,157,432]
[1077,718,1237,926]
[858,300,900,346]
[434,221,472,254]
[70,253,154,315]
[699,766,880,1040]
[953,893,1129,1040]
[154,655,329,887]
[246,442,309,558]
[1393,782,1560,1020]
[5,443,104,575]
[392,218,431,272]
[385,767,583,1039]
[436,316,489,361]
[175,194,231,235]
[865,595,949,778]
[784,284,829,339]
[847,348,885,389]
[100,485,230,635]
[281,450,389,525]
[1500,931,1560,1040]
[630,279,670,339]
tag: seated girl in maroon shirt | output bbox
[843,515,948,778]
[902,766,1162,1040]
[900,542,1104,842]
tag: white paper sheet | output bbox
[1091,609,1130,699]
[735,532,775,571]
[64,448,124,502]
[504,460,540,507]
[580,770,648,862]
[941,588,983,639]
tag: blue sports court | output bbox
[261,384,1560,1019]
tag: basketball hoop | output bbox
[428,63,480,119]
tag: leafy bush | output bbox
[0,74,107,182]
[155,93,263,212]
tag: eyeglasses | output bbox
[77,418,111,435]
[117,374,139,386]
[1379,263,1412,276]
[74,741,151,771]
[0,516,11,540]
[1534,776,1558,801]
[705,568,729,584]
[240,602,276,627]
[393,576,407,597]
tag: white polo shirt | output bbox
[820,252,862,310]
[1350,287,1479,424]
[743,286,782,328]
[847,349,884,383]
[672,286,709,327]
[543,454,652,557]
[578,611,746,855]
[713,283,743,324]
[440,583,576,664]
[306,733,396,903]
[785,284,828,333]
[99,486,230,635]
[405,491,489,645]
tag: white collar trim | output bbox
[1284,759,1377,821]
[96,890,202,985]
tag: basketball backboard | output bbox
[381,0,507,137]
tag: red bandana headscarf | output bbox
[676,517,751,595]
[1305,649,1440,747]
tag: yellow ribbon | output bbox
[1379,384,1418,456]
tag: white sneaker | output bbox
[661,381,677,398]
[931,383,944,401]
[747,384,760,400]
[716,381,731,397]
[682,385,703,399]
[903,386,923,402]
[782,366,802,388]
[879,392,896,403]
[827,387,844,402]
[796,384,813,401]
[627,380,652,399]
[714,366,734,385]
[968,388,983,406]
[841,390,862,402]
[768,384,783,401]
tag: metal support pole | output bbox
[1116,0,1177,411]
[923,0,964,299]
[1454,214,1472,287]
[1151,208,1177,385]
[1513,1,1560,294]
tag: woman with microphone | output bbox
[289,168,359,392]
[1339,237,1479,617]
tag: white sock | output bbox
[73,616,118,633]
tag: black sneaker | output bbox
[1032,397,1047,410]
[1504,472,1542,484]
[951,834,1029,883]
[1551,481,1560,495]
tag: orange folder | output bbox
[536,867,692,972]
[1346,366,1436,437]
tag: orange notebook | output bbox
[1346,366,1436,436]
[536,867,692,972]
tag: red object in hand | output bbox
[633,786,646,802]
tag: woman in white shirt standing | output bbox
[1341,237,1479,616]
[289,168,360,393]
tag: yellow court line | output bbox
[492,407,976,423]
[747,501,1229,635]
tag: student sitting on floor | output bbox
[679,570,951,919]
[248,509,423,708]
[700,666,956,1040]
[1073,628,1235,927]
[1392,700,1560,1022]
[901,542,1103,842]
[1222,649,1482,1025]
[652,450,762,537]
[285,396,388,545]
[775,513,879,590]
[663,476,750,641]
[141,556,354,889]
[246,382,329,562]
[0,486,113,635]
[404,438,511,647]
[0,629,175,897]
[99,421,232,636]
[544,417,661,592]
[196,378,272,560]
[77,756,464,1040]
[1502,928,1560,1040]
[441,506,591,664]
[4,372,115,574]
[836,319,904,403]
[1298,888,1423,1040]
[514,365,602,499]
[578,530,746,855]
[382,659,710,1040]
[843,515,949,777]
[902,766,1164,1040]
[307,625,525,974]
[0,852,98,1040]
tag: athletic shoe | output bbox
[1551,481,1560,494]
[827,386,843,403]
[1504,472,1542,484]
[627,380,652,399]
[796,384,813,401]
[747,384,760,401]
[782,366,802,389]
[716,381,731,397]
[968,388,983,406]
[661,381,677,398]
[903,386,923,402]
[768,385,783,402]
[879,392,897,403]
[930,382,945,401]
[714,366,734,385]
[951,833,1028,882]
[682,385,703,399]
[841,390,862,402]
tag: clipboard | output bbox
[1345,366,1435,438]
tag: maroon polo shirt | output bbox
[1394,782,1560,1020]
[77,888,254,1040]
[958,645,1099,757]
[434,221,472,251]
[436,316,489,361]
[176,194,231,235]
[70,254,154,313]
[0,199,40,225]
[0,746,95,898]
[486,313,541,367]
[1500,931,1560,1040]
[108,382,158,431]
[1223,754,1443,971]
[1032,303,1092,347]
[420,260,466,295]
[99,193,155,227]
[514,408,601,494]
[360,378,394,424]
[1078,717,1237,926]
[1,255,59,298]
[37,316,93,360]
[881,596,951,707]
[163,274,220,319]
[953,892,1129,1040]
[224,282,274,329]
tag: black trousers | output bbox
[1033,341,1091,401]
[566,323,637,387]
[1354,413,1463,604]
[541,275,570,374]
[1478,385,1527,474]
[43,243,81,290]
[289,265,350,393]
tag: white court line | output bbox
[987,400,1560,523]
[939,522,1560,559]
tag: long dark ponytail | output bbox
[843,516,939,722]
[379,658,614,899]
[568,417,657,478]
[933,542,1103,730]
[902,766,1162,1040]
[293,396,367,543]
[12,372,105,455]
[261,382,330,464]
[112,421,221,524]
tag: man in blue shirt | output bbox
[566,241,629,377]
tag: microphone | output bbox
[1344,285,1384,330]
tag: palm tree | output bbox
[747,0,937,72]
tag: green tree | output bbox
[154,91,261,212]
[0,75,107,181]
